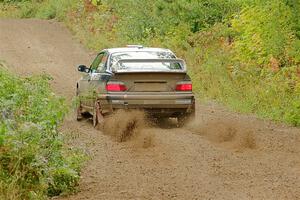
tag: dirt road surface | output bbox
[1,19,300,200]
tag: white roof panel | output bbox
[106,47,173,54]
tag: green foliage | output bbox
[0,0,78,19]
[155,0,240,32]
[186,23,300,126]
[103,0,240,45]
[0,62,84,199]
[35,0,79,20]
[231,1,298,66]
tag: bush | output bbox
[0,62,84,200]
[35,0,78,20]
[0,0,78,19]
[186,23,300,126]
[231,1,299,67]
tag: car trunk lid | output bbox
[110,72,188,92]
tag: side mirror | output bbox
[78,65,89,73]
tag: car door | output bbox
[85,51,110,108]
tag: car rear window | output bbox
[110,51,182,72]
[116,61,183,72]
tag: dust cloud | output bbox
[101,108,258,151]
[102,110,155,148]
[185,116,257,151]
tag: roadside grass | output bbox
[0,61,85,199]
[0,0,77,19]
[184,24,300,126]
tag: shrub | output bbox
[0,62,84,199]
[231,0,300,67]
[35,0,78,20]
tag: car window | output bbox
[90,52,108,73]
[110,51,175,68]
[110,51,178,72]
[116,60,183,72]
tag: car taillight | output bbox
[176,83,192,91]
[106,83,127,91]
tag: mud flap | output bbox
[93,101,104,127]
[99,98,113,114]
[76,102,83,121]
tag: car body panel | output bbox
[111,72,188,92]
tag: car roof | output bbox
[105,47,174,54]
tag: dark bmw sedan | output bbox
[76,45,195,126]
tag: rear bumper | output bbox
[101,93,194,100]
[98,92,195,115]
